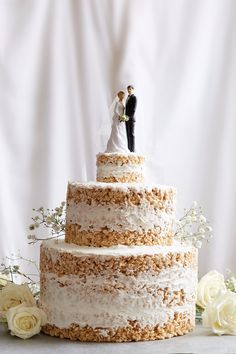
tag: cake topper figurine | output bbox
[125,85,137,152]
[105,90,129,153]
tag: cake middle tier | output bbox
[66,182,176,247]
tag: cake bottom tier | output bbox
[40,239,197,342]
[42,312,194,342]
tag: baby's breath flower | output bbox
[27,202,66,244]
[191,210,197,216]
[12,265,20,272]
[27,235,36,240]
[52,225,61,232]
[198,227,205,234]
[199,215,206,223]
[225,272,236,293]
[195,240,202,248]
[174,201,213,248]
[46,217,52,224]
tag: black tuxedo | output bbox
[125,94,137,152]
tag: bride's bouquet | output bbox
[119,114,129,122]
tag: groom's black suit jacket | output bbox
[125,94,137,121]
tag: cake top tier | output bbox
[96,152,145,183]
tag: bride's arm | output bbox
[115,102,124,117]
[114,102,120,115]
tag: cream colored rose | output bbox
[6,304,47,339]
[203,290,236,335]
[0,283,36,319]
[197,270,227,309]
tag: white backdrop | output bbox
[0,0,236,276]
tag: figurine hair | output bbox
[117,90,125,97]
[127,85,134,90]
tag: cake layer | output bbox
[96,153,145,183]
[65,182,176,247]
[40,239,197,342]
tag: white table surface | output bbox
[1,324,236,354]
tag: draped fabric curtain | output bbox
[0,0,236,275]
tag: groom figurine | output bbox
[125,85,137,152]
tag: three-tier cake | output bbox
[40,152,198,342]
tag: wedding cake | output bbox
[40,152,198,342]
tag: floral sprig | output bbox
[174,201,213,248]
[27,201,66,244]
[225,271,236,293]
[0,254,39,298]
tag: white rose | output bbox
[203,290,236,335]
[197,270,227,309]
[6,304,47,339]
[0,283,36,319]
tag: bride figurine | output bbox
[105,90,129,153]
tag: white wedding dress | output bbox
[105,101,129,153]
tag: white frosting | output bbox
[42,239,195,257]
[66,201,175,234]
[97,152,144,157]
[69,181,176,193]
[40,264,197,329]
[97,164,144,180]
